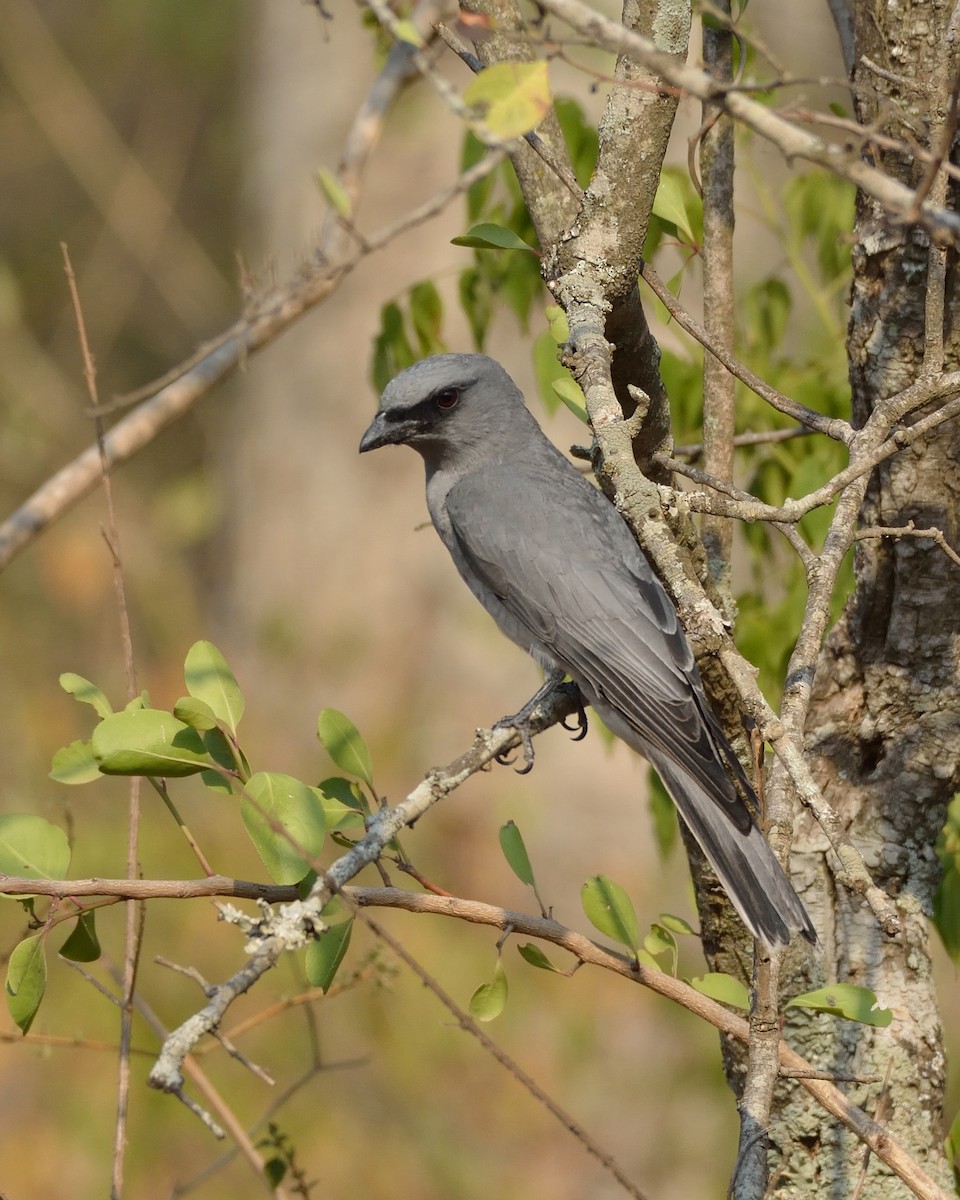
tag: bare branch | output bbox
[640,262,853,442]
[537,0,960,244]
[0,151,506,573]
[144,686,581,1122]
[349,887,948,1200]
[855,523,960,569]
[676,385,960,526]
[355,906,651,1200]
[699,2,737,594]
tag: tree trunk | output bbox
[775,0,960,1192]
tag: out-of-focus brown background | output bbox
[1,3,956,1197]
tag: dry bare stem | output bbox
[0,863,946,1198]
[536,0,960,244]
[0,152,505,573]
[142,686,581,1126]
[61,243,145,1200]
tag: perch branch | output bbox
[143,686,581,1123]
[349,887,948,1200]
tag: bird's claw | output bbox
[494,721,536,774]
[560,696,588,742]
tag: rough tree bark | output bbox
[779,1,960,1194]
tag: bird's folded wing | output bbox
[446,464,749,827]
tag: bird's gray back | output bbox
[439,454,742,814]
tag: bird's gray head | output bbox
[359,353,536,468]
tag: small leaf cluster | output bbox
[259,1121,316,1197]
[646,169,857,702]
[370,98,598,411]
[3,643,371,1032]
[468,821,891,1028]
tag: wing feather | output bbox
[445,462,747,824]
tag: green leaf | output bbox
[304,919,354,992]
[59,673,113,719]
[551,378,588,424]
[371,299,417,392]
[241,772,326,884]
[0,814,70,881]
[458,264,493,349]
[392,18,424,46]
[463,61,552,140]
[451,222,537,252]
[264,1158,286,1188]
[934,796,960,962]
[554,97,598,189]
[316,709,373,786]
[581,875,639,952]
[315,167,353,218]
[91,710,212,777]
[314,778,367,831]
[499,820,535,886]
[184,641,245,735]
[652,169,701,246]
[173,696,219,731]
[410,280,444,355]
[643,923,678,974]
[689,972,751,1011]
[647,768,678,859]
[6,935,46,1033]
[945,1108,960,1171]
[49,739,102,785]
[469,958,508,1021]
[659,913,696,936]
[201,769,234,795]
[517,943,564,973]
[532,328,569,416]
[786,983,893,1027]
[60,911,101,963]
[544,304,568,343]
[202,725,244,780]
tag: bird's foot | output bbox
[493,675,586,774]
[560,691,588,742]
[494,720,537,774]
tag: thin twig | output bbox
[347,887,948,1200]
[655,448,815,570]
[61,242,145,1200]
[535,0,960,245]
[121,978,295,1200]
[672,426,813,458]
[673,385,960,526]
[357,907,651,1200]
[0,151,506,573]
[640,261,853,442]
[780,107,960,186]
[144,685,582,1117]
[854,523,960,568]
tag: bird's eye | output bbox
[435,387,460,410]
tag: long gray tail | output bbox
[650,755,817,948]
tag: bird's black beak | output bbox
[359,410,396,454]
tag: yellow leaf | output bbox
[463,61,552,140]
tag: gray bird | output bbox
[359,353,816,948]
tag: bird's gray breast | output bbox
[426,463,561,667]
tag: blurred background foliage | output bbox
[1,2,957,1198]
